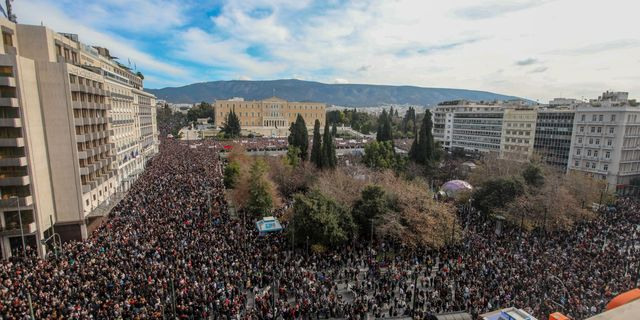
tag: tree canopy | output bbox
[289,190,355,247]
[321,121,337,169]
[409,110,437,166]
[221,110,241,138]
[288,114,309,161]
[363,141,402,170]
[310,119,323,168]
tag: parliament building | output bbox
[213,97,326,136]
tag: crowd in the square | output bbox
[0,139,637,319]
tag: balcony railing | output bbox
[0,221,37,235]
[0,195,33,208]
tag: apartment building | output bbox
[500,108,537,161]
[0,19,56,258]
[0,18,158,258]
[568,92,640,188]
[432,101,505,153]
[534,109,575,170]
[214,96,326,137]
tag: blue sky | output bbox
[14,0,640,102]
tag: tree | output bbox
[246,159,274,218]
[136,71,144,80]
[310,119,323,168]
[223,161,240,188]
[288,114,309,161]
[321,121,337,169]
[522,163,545,187]
[363,141,398,169]
[630,177,640,187]
[285,146,301,167]
[472,177,525,215]
[376,109,393,142]
[289,190,355,248]
[352,185,388,238]
[331,122,337,136]
[409,110,436,165]
[187,102,215,123]
[221,110,241,138]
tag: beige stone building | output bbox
[500,108,538,161]
[0,18,158,258]
[214,97,326,137]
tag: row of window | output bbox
[578,126,615,134]
[576,137,613,146]
[575,160,608,171]
[575,148,611,159]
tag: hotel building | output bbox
[214,97,326,137]
[0,18,158,258]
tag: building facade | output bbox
[0,18,158,258]
[500,108,537,161]
[214,97,326,137]
[534,109,575,170]
[568,101,640,188]
[433,101,505,153]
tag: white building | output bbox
[568,92,640,188]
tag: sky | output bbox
[13,0,640,102]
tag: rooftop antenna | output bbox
[5,0,16,23]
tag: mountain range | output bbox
[146,79,526,107]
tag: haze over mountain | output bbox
[146,79,526,107]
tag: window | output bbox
[592,115,597,121]
[587,150,592,156]
[598,115,603,121]
[589,138,593,144]
[594,150,598,157]
[591,163,596,169]
[0,65,13,77]
[595,139,600,145]
[2,32,13,47]
[581,115,586,121]
[575,160,579,167]
[590,127,595,133]
[576,149,581,155]
[609,127,614,134]
[603,164,608,171]
[607,139,612,146]
[605,151,610,159]
[597,127,602,133]
[611,115,616,122]
[578,137,582,143]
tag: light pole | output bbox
[12,196,26,258]
[548,275,570,305]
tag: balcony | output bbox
[0,118,22,127]
[0,195,33,208]
[0,156,27,166]
[0,97,19,108]
[82,184,91,194]
[0,137,24,147]
[0,77,16,87]
[0,221,37,236]
[0,175,30,186]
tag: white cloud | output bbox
[333,78,349,84]
[15,0,640,101]
[14,0,192,88]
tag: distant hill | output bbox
[146,79,526,107]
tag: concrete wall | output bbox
[16,55,56,254]
[34,61,84,228]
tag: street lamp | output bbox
[548,275,570,305]
[11,196,26,258]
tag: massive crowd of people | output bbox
[1,139,638,319]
